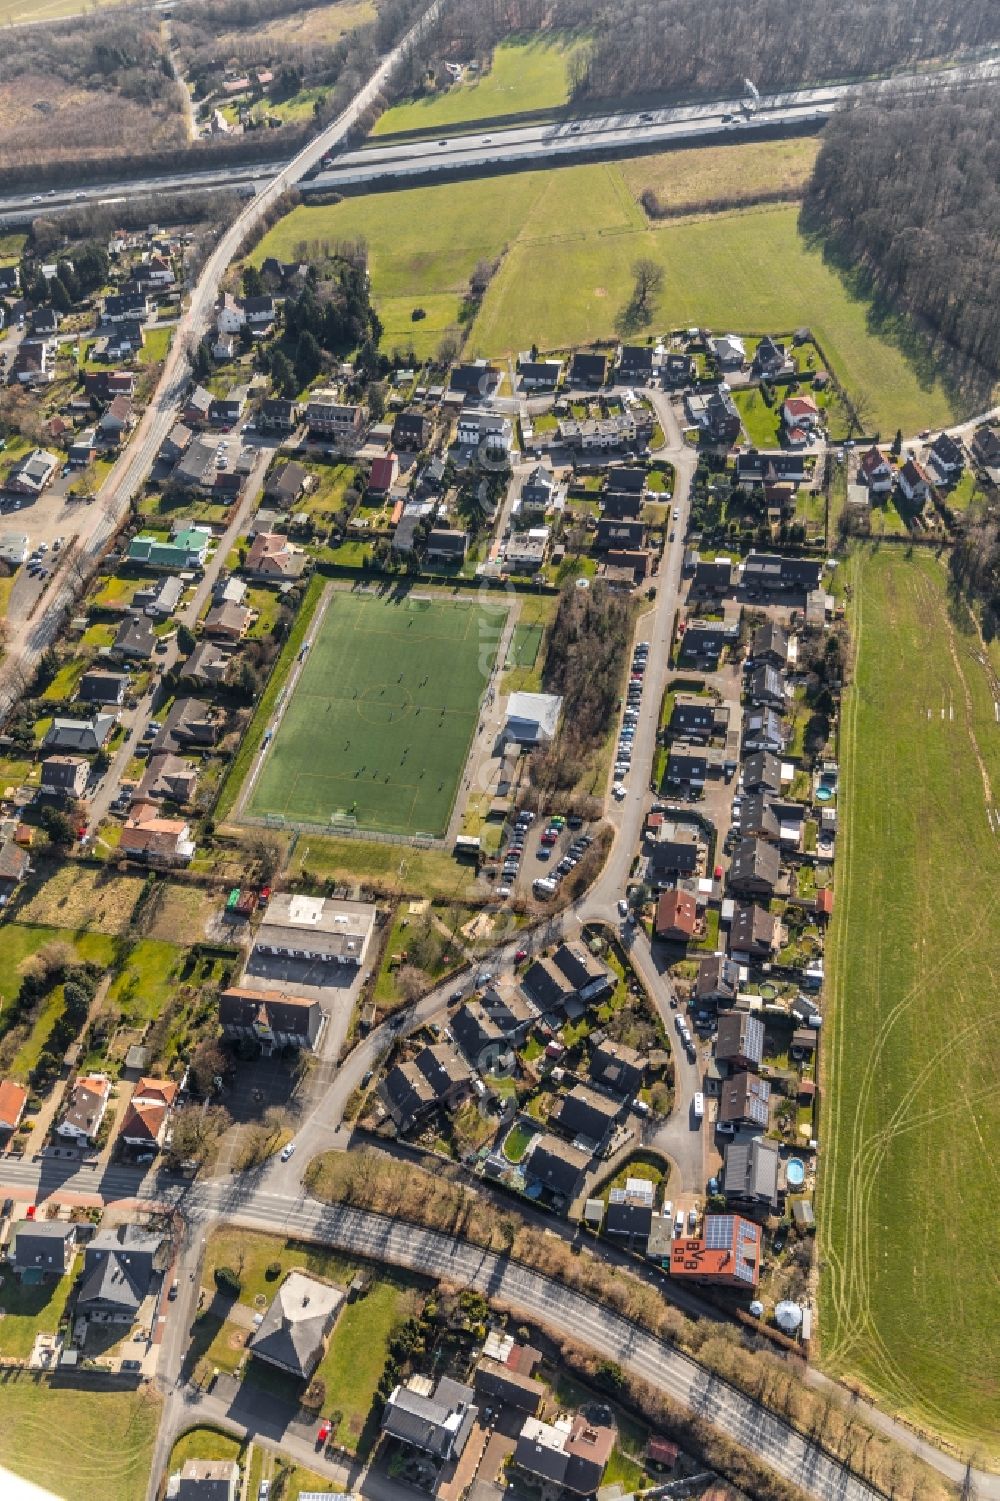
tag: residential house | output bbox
[741,750,782,794]
[728,837,780,897]
[0,532,29,566]
[568,350,607,387]
[219,987,326,1053]
[78,670,128,708]
[127,528,209,570]
[749,621,789,668]
[505,529,549,573]
[456,407,513,451]
[664,742,708,789]
[99,394,134,442]
[897,458,931,503]
[781,395,821,432]
[368,453,398,494]
[216,293,245,333]
[557,414,640,450]
[258,397,300,434]
[971,424,1000,474]
[551,1084,622,1150]
[242,294,275,334]
[304,391,364,441]
[601,490,643,521]
[244,530,305,580]
[521,942,612,1014]
[249,1270,343,1379]
[68,429,99,467]
[448,359,499,399]
[474,1357,544,1416]
[723,1136,781,1212]
[102,289,149,324]
[13,1221,76,1276]
[253,892,375,967]
[43,714,116,755]
[687,389,741,444]
[85,368,136,404]
[118,800,195,867]
[594,518,645,552]
[751,336,795,380]
[589,1038,644,1097]
[736,450,806,488]
[182,385,214,426]
[381,1043,474,1130]
[668,1213,761,1288]
[654,889,698,942]
[40,755,89,800]
[690,555,736,597]
[739,794,780,841]
[858,445,893,493]
[668,694,717,742]
[514,1414,615,1495]
[212,331,237,362]
[0,1080,29,1134]
[29,306,59,337]
[106,320,145,360]
[747,663,786,711]
[662,352,695,387]
[0,839,31,901]
[425,528,468,562]
[728,901,780,962]
[648,823,701,883]
[213,574,248,607]
[113,612,156,662]
[160,423,192,465]
[118,1077,179,1155]
[450,1000,504,1067]
[716,1010,765,1070]
[382,1376,477,1463]
[0,266,20,295]
[209,386,248,427]
[712,333,745,370]
[695,954,740,1008]
[392,408,432,450]
[742,706,784,755]
[137,574,183,619]
[929,431,964,481]
[719,1071,771,1130]
[173,1459,240,1501]
[152,697,223,755]
[57,1073,111,1143]
[524,1135,590,1201]
[136,752,199,805]
[77,1225,161,1322]
[171,437,218,491]
[617,344,654,383]
[5,449,58,497]
[741,551,823,595]
[519,358,562,390]
[203,601,251,641]
[678,620,729,667]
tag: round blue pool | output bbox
[786,1157,806,1188]
[816,786,833,802]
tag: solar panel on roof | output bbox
[704,1216,735,1250]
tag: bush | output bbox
[265,1261,282,1281]
[214,1265,242,1298]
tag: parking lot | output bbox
[491,809,596,903]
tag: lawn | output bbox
[372,33,586,136]
[15,867,145,935]
[168,1427,243,1472]
[287,832,482,901]
[256,168,964,433]
[105,938,186,1023]
[0,924,117,1023]
[0,1267,75,1358]
[732,386,781,447]
[244,587,506,837]
[820,548,1000,1454]
[620,135,822,212]
[0,1374,160,1501]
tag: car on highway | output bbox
[168,1279,179,1300]
[672,507,679,520]
[438,139,448,146]
[569,123,581,132]
[279,1142,296,1162]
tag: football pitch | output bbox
[245,589,506,837]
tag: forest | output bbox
[802,85,1000,379]
[557,0,999,99]
[415,0,998,102]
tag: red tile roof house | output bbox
[118,800,196,867]
[781,395,821,431]
[858,444,894,493]
[654,889,699,942]
[0,1080,28,1133]
[118,1077,179,1154]
[898,458,932,503]
[244,531,305,581]
[367,453,399,495]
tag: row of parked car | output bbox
[496,808,536,895]
[612,640,649,800]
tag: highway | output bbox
[0,57,995,224]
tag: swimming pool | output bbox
[786,1157,806,1188]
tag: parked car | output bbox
[279,1142,296,1162]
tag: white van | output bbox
[532,877,557,898]
[693,1092,704,1121]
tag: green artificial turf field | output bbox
[245,589,505,837]
[821,548,1000,1453]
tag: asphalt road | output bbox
[0,58,995,223]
